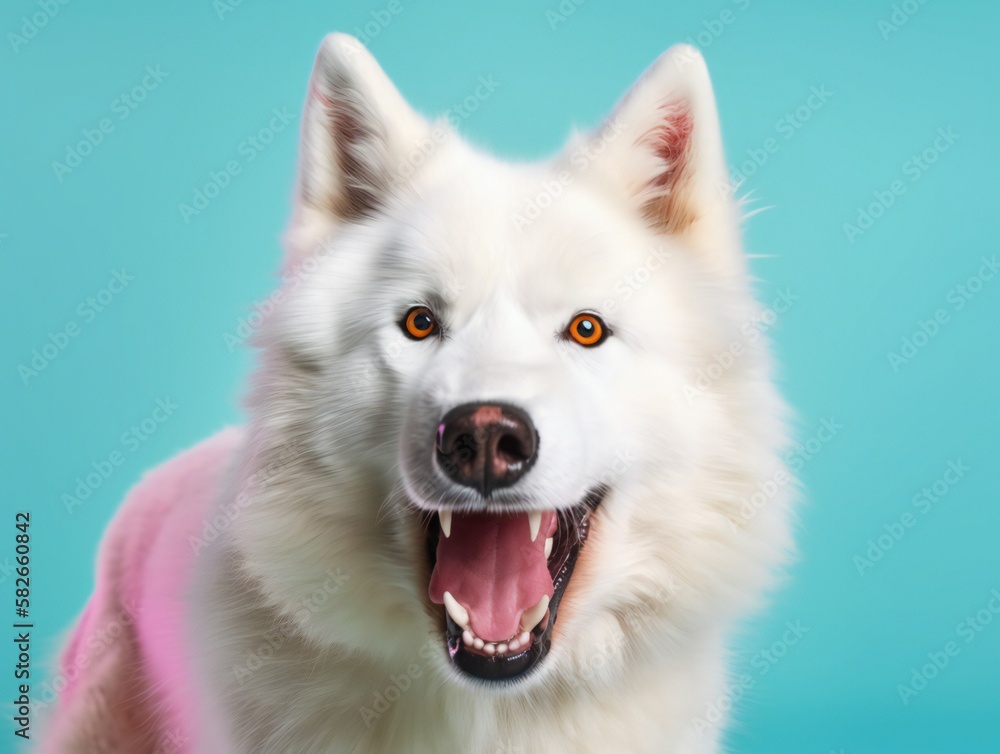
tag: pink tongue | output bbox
[429,511,556,642]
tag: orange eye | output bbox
[403,306,438,340]
[567,312,607,347]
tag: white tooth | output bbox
[497,643,508,654]
[473,638,484,650]
[462,630,474,646]
[544,537,553,558]
[484,643,496,655]
[519,594,549,632]
[439,509,452,538]
[443,591,469,629]
[519,632,530,645]
[508,639,520,651]
[528,511,542,542]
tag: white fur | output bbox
[189,34,795,753]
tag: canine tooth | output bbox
[519,595,549,632]
[528,511,542,542]
[473,638,484,649]
[443,591,469,629]
[439,509,452,538]
[462,630,474,646]
[544,537,553,558]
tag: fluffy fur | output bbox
[42,35,794,753]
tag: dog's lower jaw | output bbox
[195,545,726,753]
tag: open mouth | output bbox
[421,488,605,683]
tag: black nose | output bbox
[435,403,539,497]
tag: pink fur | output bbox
[41,429,243,753]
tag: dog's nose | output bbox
[436,403,539,497]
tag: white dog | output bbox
[41,34,794,753]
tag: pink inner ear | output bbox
[642,100,696,232]
[648,100,694,189]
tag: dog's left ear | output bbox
[287,34,430,258]
[570,45,740,273]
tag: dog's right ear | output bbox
[565,45,742,277]
[287,34,429,257]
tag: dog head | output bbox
[234,34,792,692]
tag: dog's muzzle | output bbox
[420,401,606,683]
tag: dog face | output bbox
[236,35,792,692]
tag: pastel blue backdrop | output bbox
[2,1,998,752]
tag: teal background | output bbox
[2,0,998,751]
